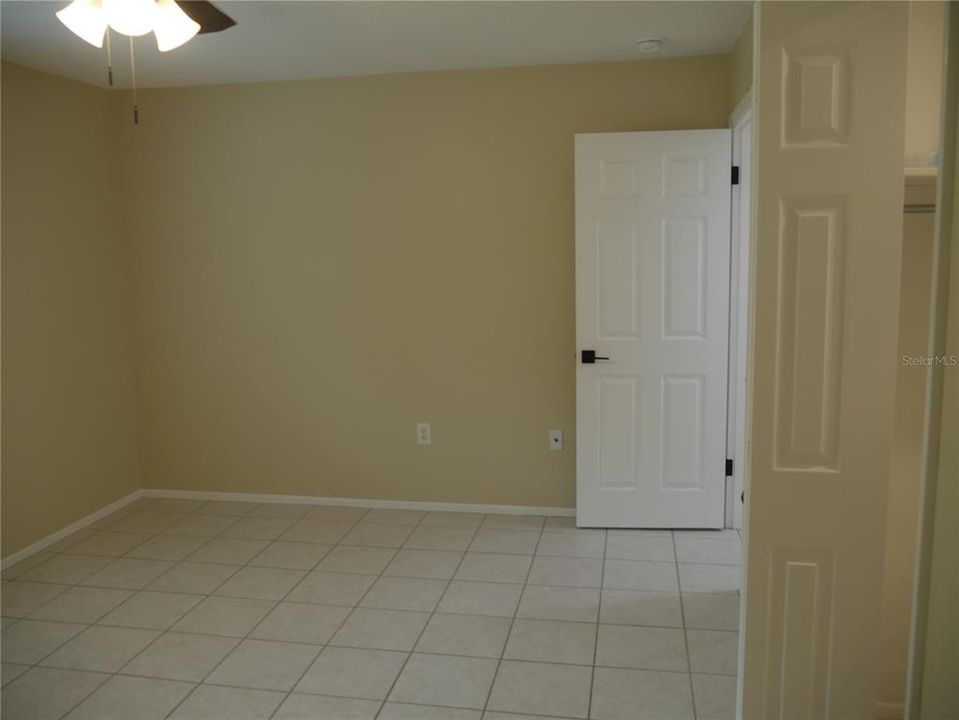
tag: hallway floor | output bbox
[1,498,741,719]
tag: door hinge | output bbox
[731,166,740,185]
[725,458,733,477]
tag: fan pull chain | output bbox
[129,36,139,126]
[105,29,113,87]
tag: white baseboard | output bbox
[1,487,575,570]
[874,701,905,720]
[1,489,145,569]
[141,488,576,518]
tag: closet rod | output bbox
[904,203,936,214]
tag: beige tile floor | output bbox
[1,498,742,720]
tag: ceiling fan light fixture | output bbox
[153,0,200,51]
[102,0,156,37]
[56,0,107,48]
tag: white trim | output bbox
[874,701,905,720]
[1,489,145,569]
[140,488,576,517]
[730,88,753,131]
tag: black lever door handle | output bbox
[581,350,611,364]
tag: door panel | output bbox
[576,130,731,528]
[742,3,908,718]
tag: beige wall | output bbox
[1,63,142,555]
[906,1,946,166]
[118,56,730,507]
[728,11,753,113]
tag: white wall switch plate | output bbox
[548,429,564,450]
[416,422,432,446]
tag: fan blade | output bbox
[174,1,236,34]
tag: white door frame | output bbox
[726,90,753,531]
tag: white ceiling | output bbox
[0,1,751,89]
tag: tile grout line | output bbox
[478,516,546,718]
[673,530,699,720]
[370,511,485,719]
[586,525,609,719]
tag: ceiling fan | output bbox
[56,0,235,52]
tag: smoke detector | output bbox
[636,36,666,54]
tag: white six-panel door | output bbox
[575,130,731,528]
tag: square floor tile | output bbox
[249,542,331,570]
[331,608,429,651]
[469,530,540,555]
[342,523,414,548]
[80,558,174,590]
[504,619,595,665]
[692,673,737,720]
[196,500,260,516]
[206,639,320,691]
[420,511,484,529]
[279,520,354,544]
[214,567,305,601]
[126,535,207,561]
[145,498,206,514]
[1,581,69,617]
[99,591,203,630]
[44,531,95,553]
[274,693,380,720]
[403,526,475,551]
[1,552,56,580]
[599,590,683,628]
[250,602,350,644]
[481,515,545,531]
[147,562,238,595]
[595,624,687,671]
[29,587,131,624]
[516,586,600,623]
[389,652,497,709]
[315,546,396,575]
[359,577,447,612]
[64,674,193,719]
[606,533,675,561]
[1,667,108,720]
[528,557,602,588]
[65,532,152,558]
[1,620,86,664]
[172,596,274,637]
[437,581,523,618]
[603,560,678,591]
[2,663,30,688]
[187,538,269,565]
[380,703,481,719]
[384,549,464,579]
[21,555,112,585]
[122,631,237,681]
[165,514,239,537]
[678,564,741,593]
[535,530,606,559]
[220,517,296,541]
[41,625,159,672]
[455,553,531,583]
[591,667,694,720]
[415,613,511,658]
[248,503,311,519]
[108,512,187,535]
[363,509,425,525]
[682,592,740,631]
[487,660,591,719]
[286,570,375,607]
[674,538,742,565]
[294,646,407,699]
[303,506,370,523]
[168,685,285,720]
[686,629,738,675]
[544,516,577,530]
